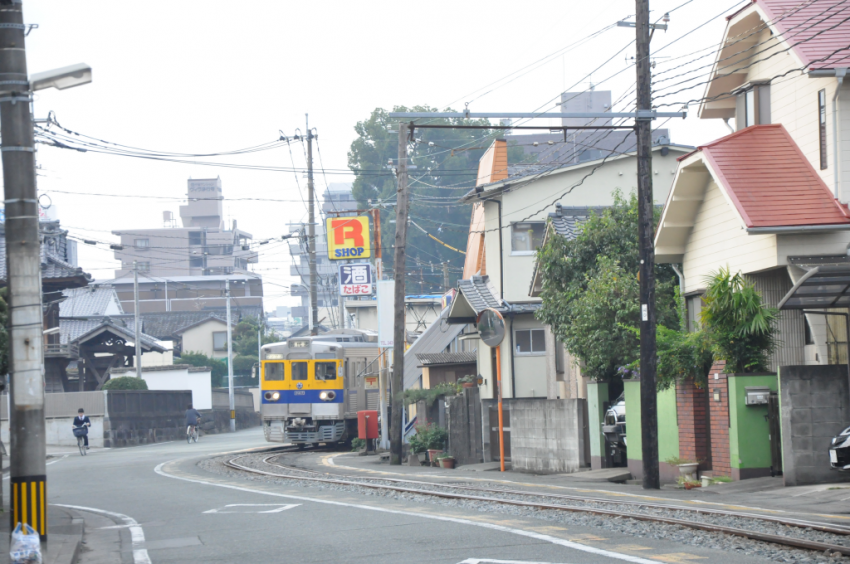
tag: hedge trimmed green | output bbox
[102,376,149,391]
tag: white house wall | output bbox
[181,319,228,359]
[682,178,777,294]
[140,368,213,410]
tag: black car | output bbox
[829,425,850,471]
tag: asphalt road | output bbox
[31,428,783,564]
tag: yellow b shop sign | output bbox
[326,216,372,260]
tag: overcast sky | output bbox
[25,0,738,311]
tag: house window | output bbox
[819,89,828,170]
[736,84,771,129]
[515,328,546,355]
[213,331,227,351]
[188,231,203,246]
[511,222,545,253]
[134,238,149,250]
[189,256,203,268]
[136,262,150,272]
[686,294,703,333]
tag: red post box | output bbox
[357,410,379,439]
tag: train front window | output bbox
[264,362,285,381]
[292,362,308,381]
[315,362,337,381]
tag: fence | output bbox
[211,389,255,410]
[1,391,105,420]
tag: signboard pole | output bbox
[495,346,505,472]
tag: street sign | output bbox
[339,263,373,296]
[477,308,506,348]
[326,216,371,260]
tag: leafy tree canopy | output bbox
[348,106,526,293]
[177,352,228,387]
[535,191,679,391]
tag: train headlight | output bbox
[271,392,280,401]
[264,391,281,402]
[319,391,336,401]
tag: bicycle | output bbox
[186,424,199,444]
[73,427,88,456]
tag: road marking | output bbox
[203,503,300,514]
[3,455,67,481]
[458,559,567,564]
[53,504,151,564]
[155,460,659,564]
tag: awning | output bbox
[778,265,850,310]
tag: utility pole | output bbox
[390,122,411,465]
[225,279,235,432]
[133,261,142,378]
[337,271,346,329]
[442,262,450,294]
[306,114,318,336]
[636,0,659,490]
[1,0,47,539]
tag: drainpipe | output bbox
[722,118,734,134]
[834,68,848,201]
[670,264,685,297]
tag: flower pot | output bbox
[438,457,456,469]
[677,462,699,481]
[701,475,711,488]
[461,383,476,389]
[683,481,701,490]
[427,449,443,466]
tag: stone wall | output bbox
[779,364,850,486]
[707,361,732,478]
[446,387,483,466]
[676,378,711,473]
[483,398,589,474]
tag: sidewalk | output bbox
[0,504,84,564]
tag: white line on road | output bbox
[3,455,68,481]
[155,460,657,564]
[53,504,151,564]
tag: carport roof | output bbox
[779,257,850,310]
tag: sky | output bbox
[24,0,739,311]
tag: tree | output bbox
[347,106,527,293]
[102,376,148,391]
[535,191,679,392]
[700,267,778,373]
[178,352,227,387]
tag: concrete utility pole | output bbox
[1,0,47,539]
[306,114,319,336]
[636,0,660,490]
[390,122,411,465]
[443,262,450,294]
[337,271,346,329]
[133,261,142,378]
[225,279,235,432]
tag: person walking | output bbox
[73,408,91,449]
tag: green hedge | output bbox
[102,376,149,391]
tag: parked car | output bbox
[830,425,850,472]
[602,396,627,467]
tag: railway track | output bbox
[224,452,850,557]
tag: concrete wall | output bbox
[1,416,105,448]
[112,366,213,410]
[624,380,680,483]
[587,382,608,470]
[483,398,589,474]
[779,364,850,486]
[729,373,777,480]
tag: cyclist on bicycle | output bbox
[185,404,201,438]
[73,408,91,449]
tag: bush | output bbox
[177,352,228,387]
[700,267,778,373]
[351,437,366,452]
[102,376,148,391]
[408,424,447,453]
[402,382,458,406]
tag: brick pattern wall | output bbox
[707,361,731,478]
[676,378,711,472]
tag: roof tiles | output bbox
[758,0,850,70]
[698,124,850,228]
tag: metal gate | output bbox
[488,407,511,462]
[767,392,783,476]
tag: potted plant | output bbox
[457,375,477,389]
[665,456,700,482]
[409,424,448,466]
[437,453,456,469]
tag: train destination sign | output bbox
[326,216,372,259]
[339,263,373,296]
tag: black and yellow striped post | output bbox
[11,475,47,540]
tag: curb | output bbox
[44,506,84,564]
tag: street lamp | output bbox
[30,63,92,92]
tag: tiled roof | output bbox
[456,275,501,315]
[60,316,165,351]
[758,0,850,70]
[548,205,607,238]
[60,286,124,317]
[698,124,850,228]
[110,307,261,340]
[112,364,207,375]
[416,352,477,366]
[0,237,91,287]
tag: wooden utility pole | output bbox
[442,262,450,294]
[390,122,411,465]
[636,0,660,490]
[306,115,318,335]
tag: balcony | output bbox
[44,342,80,359]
